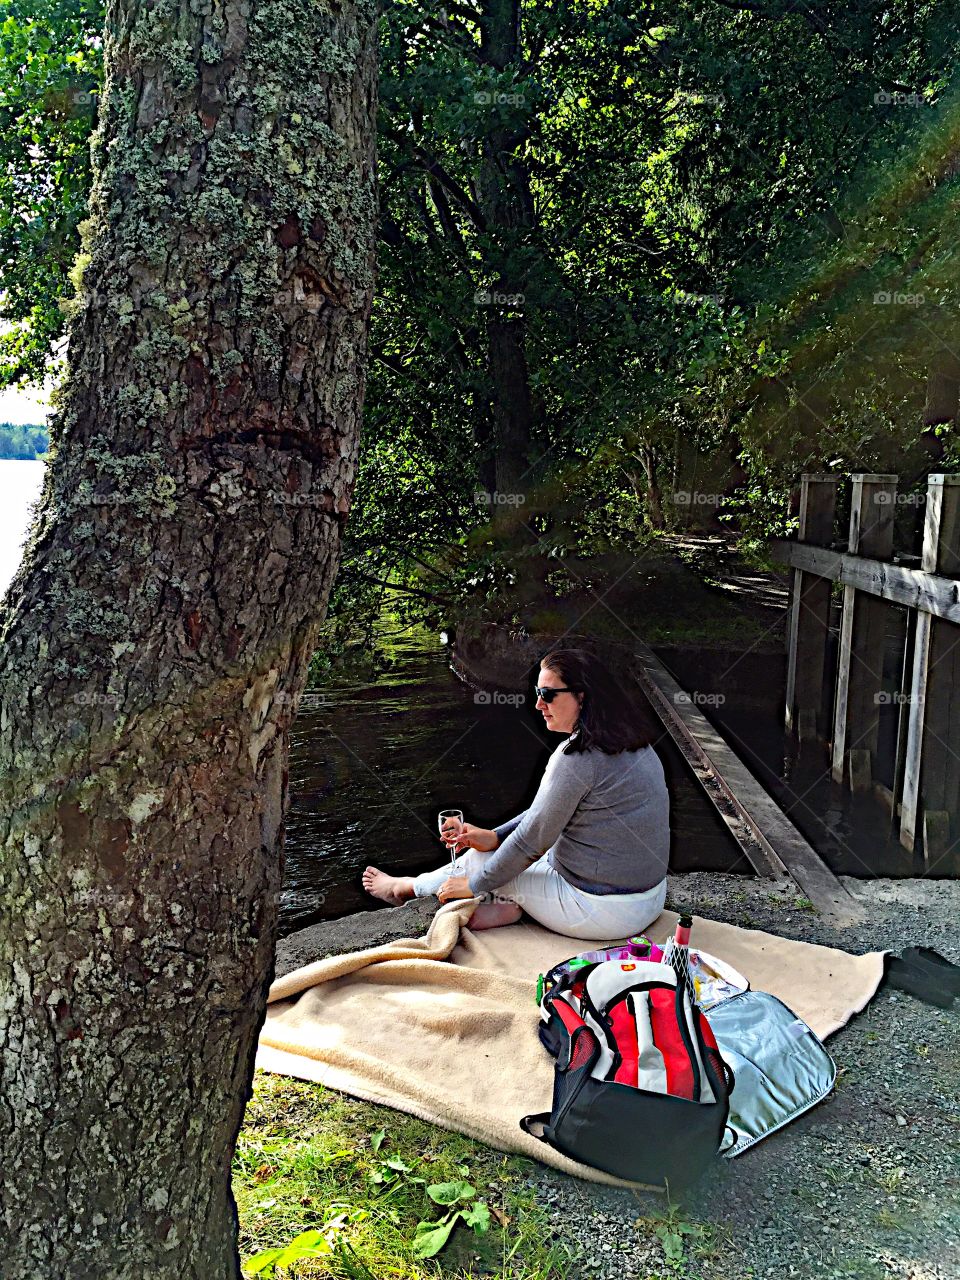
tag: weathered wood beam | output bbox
[769,543,960,623]
[634,642,864,922]
[831,475,898,785]
[784,474,839,737]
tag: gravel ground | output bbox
[274,873,960,1280]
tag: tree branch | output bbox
[349,569,457,604]
[382,128,487,230]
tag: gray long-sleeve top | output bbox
[468,736,670,897]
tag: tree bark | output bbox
[0,0,378,1274]
[640,444,666,529]
[478,0,539,513]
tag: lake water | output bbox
[0,460,44,595]
[1,457,917,926]
[280,626,746,933]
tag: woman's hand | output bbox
[437,875,476,903]
[439,821,499,854]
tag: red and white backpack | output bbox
[521,953,733,1187]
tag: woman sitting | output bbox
[362,646,670,939]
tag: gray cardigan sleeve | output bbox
[492,812,527,844]
[468,747,595,895]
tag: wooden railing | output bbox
[770,473,960,866]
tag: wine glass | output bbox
[437,809,464,876]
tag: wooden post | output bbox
[889,608,917,831]
[831,475,898,785]
[785,474,839,737]
[899,474,960,862]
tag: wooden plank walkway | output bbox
[634,641,865,922]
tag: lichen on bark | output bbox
[0,0,379,1274]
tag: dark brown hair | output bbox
[538,647,658,755]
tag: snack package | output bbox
[684,946,749,1010]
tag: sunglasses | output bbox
[535,685,579,704]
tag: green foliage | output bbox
[0,421,48,458]
[413,1177,491,1258]
[639,1197,712,1274]
[0,0,101,387]
[4,0,960,632]
[337,0,960,628]
[244,1227,334,1278]
[234,1073,568,1279]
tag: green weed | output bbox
[234,1072,568,1279]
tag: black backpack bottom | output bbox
[522,1022,729,1187]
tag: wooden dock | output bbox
[771,472,960,868]
[634,641,865,922]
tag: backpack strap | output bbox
[519,1112,552,1139]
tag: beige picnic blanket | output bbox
[255,902,886,1186]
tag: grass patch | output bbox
[234,1072,572,1279]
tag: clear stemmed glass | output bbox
[437,809,464,876]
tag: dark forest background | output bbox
[3,0,960,647]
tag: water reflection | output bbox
[281,625,746,934]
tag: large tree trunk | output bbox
[640,444,666,530]
[0,0,378,1274]
[478,0,540,516]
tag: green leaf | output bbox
[426,1179,476,1205]
[656,1225,684,1263]
[273,1229,332,1266]
[370,1129,386,1152]
[242,1246,283,1277]
[463,1200,491,1233]
[384,1157,411,1172]
[412,1214,459,1258]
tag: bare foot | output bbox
[362,866,415,906]
[467,901,522,931]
